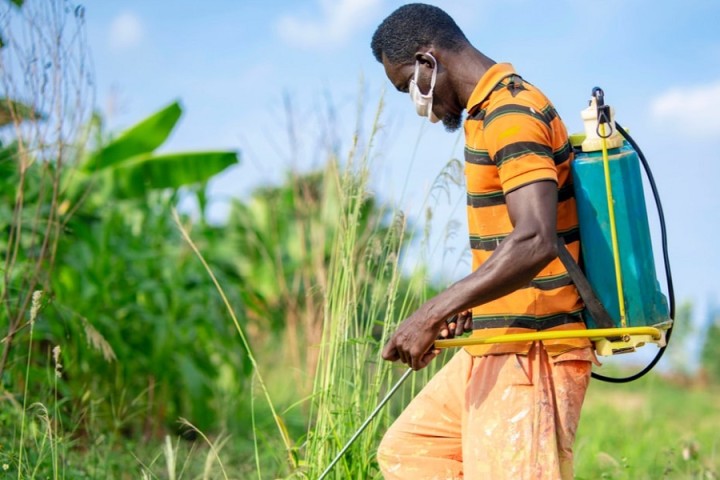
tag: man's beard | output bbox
[442,112,463,132]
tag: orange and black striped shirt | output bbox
[462,63,590,356]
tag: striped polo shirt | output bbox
[462,63,590,356]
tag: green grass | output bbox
[3,365,717,479]
[576,373,720,479]
[297,98,441,480]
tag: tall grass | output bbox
[302,115,399,478]
[6,291,71,478]
[297,98,456,479]
[16,291,40,476]
[172,208,296,471]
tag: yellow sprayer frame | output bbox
[435,323,672,356]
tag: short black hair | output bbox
[371,3,468,64]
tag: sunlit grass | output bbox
[293,95,461,479]
[576,373,720,479]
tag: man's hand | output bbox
[381,309,473,370]
[440,310,473,339]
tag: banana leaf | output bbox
[109,150,239,198]
[84,101,182,171]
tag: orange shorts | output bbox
[377,342,594,479]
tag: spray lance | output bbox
[317,367,413,480]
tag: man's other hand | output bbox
[439,310,473,339]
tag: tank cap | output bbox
[580,94,623,152]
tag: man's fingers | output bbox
[382,339,399,361]
[464,315,473,331]
[462,310,473,332]
[454,320,464,337]
[446,322,456,338]
[399,350,410,366]
[416,350,439,370]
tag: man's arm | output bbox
[381,179,559,370]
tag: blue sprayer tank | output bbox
[572,119,669,330]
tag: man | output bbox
[371,4,596,479]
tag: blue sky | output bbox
[81,0,720,340]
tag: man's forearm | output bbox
[421,227,558,328]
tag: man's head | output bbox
[371,3,470,131]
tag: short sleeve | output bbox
[483,100,558,194]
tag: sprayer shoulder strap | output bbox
[556,238,616,329]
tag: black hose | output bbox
[590,121,675,383]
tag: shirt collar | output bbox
[466,63,517,112]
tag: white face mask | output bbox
[409,53,440,123]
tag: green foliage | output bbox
[701,305,720,383]
[51,194,247,432]
[108,150,238,197]
[4,5,715,478]
[47,104,239,432]
[0,97,44,126]
[576,373,720,479]
[79,101,239,199]
[0,140,54,261]
[83,101,182,171]
[2,95,241,444]
[665,300,695,375]
[6,1,435,477]
[214,165,399,392]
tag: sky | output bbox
[76,0,720,352]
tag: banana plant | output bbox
[46,101,242,432]
[80,100,239,199]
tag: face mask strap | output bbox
[412,52,437,98]
[426,52,437,93]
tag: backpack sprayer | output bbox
[318,87,675,478]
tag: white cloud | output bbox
[651,81,720,137]
[109,12,143,51]
[276,0,382,49]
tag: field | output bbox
[576,373,719,480]
[3,359,717,479]
[2,2,718,479]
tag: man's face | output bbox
[381,52,463,132]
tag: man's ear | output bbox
[414,49,437,68]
